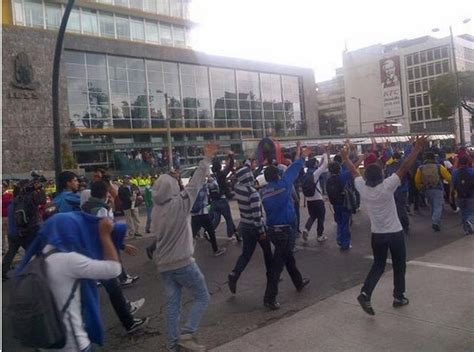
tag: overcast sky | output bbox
[190,0,473,82]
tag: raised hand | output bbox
[204,142,219,158]
[413,135,429,151]
[341,144,350,160]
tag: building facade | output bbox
[343,34,474,140]
[317,68,346,136]
[2,0,318,175]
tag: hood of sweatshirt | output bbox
[236,166,255,187]
[152,174,180,205]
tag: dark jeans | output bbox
[294,198,301,233]
[334,205,351,249]
[408,177,420,211]
[100,278,134,329]
[2,234,35,276]
[304,199,326,236]
[211,198,236,237]
[394,191,409,232]
[361,231,406,299]
[265,225,304,303]
[232,224,273,279]
[191,214,218,252]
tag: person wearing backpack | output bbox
[11,212,125,351]
[326,159,354,250]
[53,171,81,213]
[227,165,273,296]
[451,155,474,235]
[302,151,329,243]
[415,152,452,231]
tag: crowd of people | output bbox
[2,137,473,352]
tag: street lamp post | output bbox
[351,97,362,134]
[164,93,173,171]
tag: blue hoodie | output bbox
[260,158,304,226]
[53,191,81,213]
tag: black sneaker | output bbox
[393,296,409,308]
[146,246,154,260]
[264,301,281,310]
[432,224,440,232]
[357,293,375,315]
[126,317,149,333]
[228,273,237,294]
[235,232,242,242]
[297,278,310,292]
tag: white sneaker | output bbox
[317,234,328,242]
[453,207,460,214]
[302,230,309,242]
[213,248,226,257]
[178,334,206,352]
[129,298,145,315]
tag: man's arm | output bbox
[313,152,329,180]
[395,136,428,179]
[282,142,310,186]
[439,165,452,183]
[341,145,361,179]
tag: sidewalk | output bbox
[211,236,474,352]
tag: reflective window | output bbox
[116,15,130,39]
[114,0,129,7]
[82,9,99,35]
[182,0,191,19]
[24,0,43,28]
[158,0,170,16]
[145,21,159,43]
[130,0,144,10]
[45,4,62,29]
[160,23,173,45]
[210,68,237,128]
[130,18,145,41]
[67,8,81,32]
[13,0,24,25]
[170,0,182,17]
[173,26,185,47]
[99,12,115,38]
[181,64,211,128]
[144,0,158,13]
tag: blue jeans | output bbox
[161,263,210,348]
[457,196,474,233]
[145,206,153,232]
[211,198,236,237]
[334,205,351,249]
[425,188,444,225]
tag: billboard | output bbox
[380,56,403,118]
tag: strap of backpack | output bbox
[61,279,80,316]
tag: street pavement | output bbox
[2,198,472,352]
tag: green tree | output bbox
[429,71,474,118]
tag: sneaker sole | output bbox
[127,317,150,334]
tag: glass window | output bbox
[158,0,170,15]
[45,4,62,29]
[145,21,159,43]
[130,18,145,41]
[116,15,130,39]
[411,109,417,121]
[409,82,414,94]
[81,9,98,34]
[421,65,427,77]
[435,62,442,74]
[424,108,431,119]
[144,0,157,13]
[130,0,143,10]
[427,50,434,61]
[114,0,129,7]
[413,53,419,65]
[24,0,44,28]
[416,95,422,107]
[408,68,413,80]
[428,64,434,76]
[423,94,430,106]
[442,60,449,73]
[415,81,421,93]
[13,0,24,25]
[160,23,172,45]
[420,51,427,63]
[414,66,420,79]
[434,48,441,60]
[182,0,191,19]
[441,47,449,58]
[406,55,413,66]
[170,0,182,17]
[422,79,429,91]
[99,12,115,38]
[410,96,416,108]
[417,109,424,121]
[173,26,185,46]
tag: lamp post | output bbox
[432,18,471,146]
[52,0,75,187]
[351,96,362,134]
[156,90,173,171]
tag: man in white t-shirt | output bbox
[341,136,428,315]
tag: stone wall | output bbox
[2,25,69,175]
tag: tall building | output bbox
[343,34,474,140]
[317,68,346,136]
[2,0,318,175]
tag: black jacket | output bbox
[118,184,140,210]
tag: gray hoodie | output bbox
[151,158,211,272]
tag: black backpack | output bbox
[455,168,474,199]
[8,250,79,349]
[12,194,36,235]
[302,171,318,197]
[326,174,345,206]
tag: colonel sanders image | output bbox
[381,59,399,89]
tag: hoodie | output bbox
[151,157,211,272]
[234,167,265,234]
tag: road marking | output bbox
[364,256,474,274]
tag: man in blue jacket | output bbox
[53,171,81,213]
[260,142,310,310]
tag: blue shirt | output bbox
[452,167,474,198]
[53,191,81,213]
[260,158,304,226]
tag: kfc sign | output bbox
[380,56,403,118]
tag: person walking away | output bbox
[326,161,353,250]
[118,175,142,238]
[190,180,226,257]
[228,166,273,295]
[210,152,240,240]
[302,150,329,243]
[260,142,311,310]
[2,183,13,254]
[451,155,474,235]
[342,136,428,315]
[3,186,22,281]
[144,177,156,234]
[82,181,149,333]
[151,143,219,352]
[415,152,452,231]
[16,212,126,351]
[53,171,81,213]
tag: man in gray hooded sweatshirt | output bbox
[151,143,218,352]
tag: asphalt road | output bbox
[2,198,465,352]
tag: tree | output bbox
[429,71,474,118]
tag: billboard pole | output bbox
[52,0,75,187]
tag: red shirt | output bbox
[2,191,13,218]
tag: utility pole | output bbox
[52,0,75,187]
[358,98,362,134]
[164,93,173,171]
[449,25,464,145]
